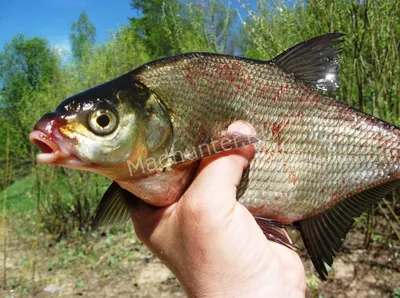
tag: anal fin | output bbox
[254,217,295,251]
[295,178,400,280]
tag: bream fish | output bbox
[29,33,400,279]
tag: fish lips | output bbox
[29,112,85,168]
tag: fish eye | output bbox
[88,109,118,135]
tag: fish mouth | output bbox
[29,113,86,168]
[29,130,80,165]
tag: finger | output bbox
[182,121,256,218]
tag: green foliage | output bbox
[0,174,37,213]
[130,0,236,55]
[0,35,60,92]
[32,167,109,238]
[130,0,185,57]
[241,0,400,124]
[178,0,237,53]
[76,25,151,89]
[306,274,320,298]
[69,11,96,62]
[0,35,62,167]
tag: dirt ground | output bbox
[1,219,399,298]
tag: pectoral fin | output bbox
[93,182,135,228]
[295,178,400,280]
[172,132,258,164]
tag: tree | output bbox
[73,26,151,89]
[69,11,96,61]
[130,0,185,57]
[186,0,237,54]
[0,34,61,163]
[130,0,236,56]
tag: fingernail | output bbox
[227,120,256,136]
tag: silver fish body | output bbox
[135,52,399,223]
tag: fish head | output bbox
[30,74,172,179]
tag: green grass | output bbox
[0,171,95,215]
[0,174,37,214]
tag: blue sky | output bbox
[0,0,137,53]
[0,0,253,55]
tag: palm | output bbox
[131,122,306,297]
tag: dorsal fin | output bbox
[295,178,400,280]
[272,33,344,91]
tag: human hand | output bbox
[130,121,306,297]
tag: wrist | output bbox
[176,258,305,298]
[183,281,304,298]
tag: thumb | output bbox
[181,120,256,219]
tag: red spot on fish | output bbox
[219,90,230,98]
[272,122,281,137]
[297,111,304,119]
[243,76,253,89]
[360,144,364,148]
[370,154,375,159]
[258,85,270,98]
[283,162,287,167]
[184,68,196,91]
[247,206,265,215]
[219,61,254,93]
[320,188,325,193]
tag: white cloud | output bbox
[50,38,72,64]
[52,38,71,55]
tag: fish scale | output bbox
[30,33,399,279]
[135,53,399,222]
